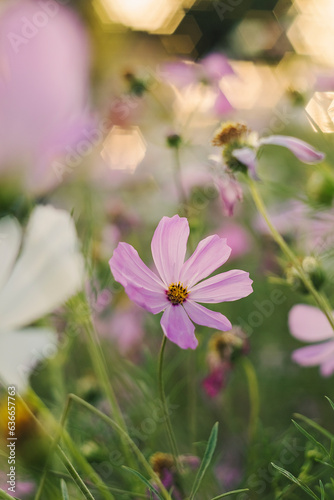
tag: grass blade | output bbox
[210,489,249,499]
[319,480,325,500]
[122,466,163,500]
[291,420,329,458]
[271,462,320,500]
[61,479,70,500]
[293,413,334,441]
[189,422,219,500]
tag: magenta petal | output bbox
[109,242,164,291]
[124,284,168,314]
[289,305,334,342]
[292,341,334,366]
[180,235,231,289]
[160,305,198,349]
[184,301,232,331]
[202,368,226,398]
[232,147,258,179]
[190,270,253,303]
[259,136,325,164]
[151,215,189,285]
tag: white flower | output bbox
[0,205,84,392]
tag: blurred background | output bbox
[1,0,334,498]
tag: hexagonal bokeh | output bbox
[219,61,283,110]
[231,11,283,56]
[287,0,334,65]
[306,92,334,133]
[101,126,147,172]
[93,0,194,34]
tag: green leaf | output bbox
[294,413,334,441]
[292,420,329,458]
[122,466,163,500]
[61,479,70,500]
[0,490,19,500]
[189,422,219,500]
[210,489,249,499]
[319,480,325,500]
[271,462,320,500]
[325,396,334,413]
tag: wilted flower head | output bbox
[150,452,200,500]
[212,121,325,179]
[0,205,84,391]
[203,327,249,398]
[289,304,334,377]
[109,215,253,350]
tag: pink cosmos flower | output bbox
[109,215,253,349]
[289,304,334,376]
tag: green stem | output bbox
[57,447,96,500]
[187,352,197,450]
[65,393,172,500]
[248,178,334,332]
[241,358,260,441]
[24,391,115,500]
[158,336,181,469]
[83,316,133,468]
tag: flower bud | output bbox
[286,257,325,293]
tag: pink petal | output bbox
[189,270,253,303]
[160,305,198,350]
[184,301,232,331]
[292,341,334,366]
[259,136,325,164]
[320,357,334,377]
[124,284,168,314]
[201,53,234,81]
[151,215,189,286]
[288,305,334,342]
[216,176,243,217]
[214,90,233,115]
[180,235,231,289]
[232,147,258,179]
[109,242,164,292]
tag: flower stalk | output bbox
[158,335,181,471]
[247,177,334,332]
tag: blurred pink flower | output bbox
[220,223,252,260]
[289,304,334,376]
[163,53,234,115]
[0,467,34,497]
[0,0,92,193]
[109,215,253,349]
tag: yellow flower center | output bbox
[166,282,188,305]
